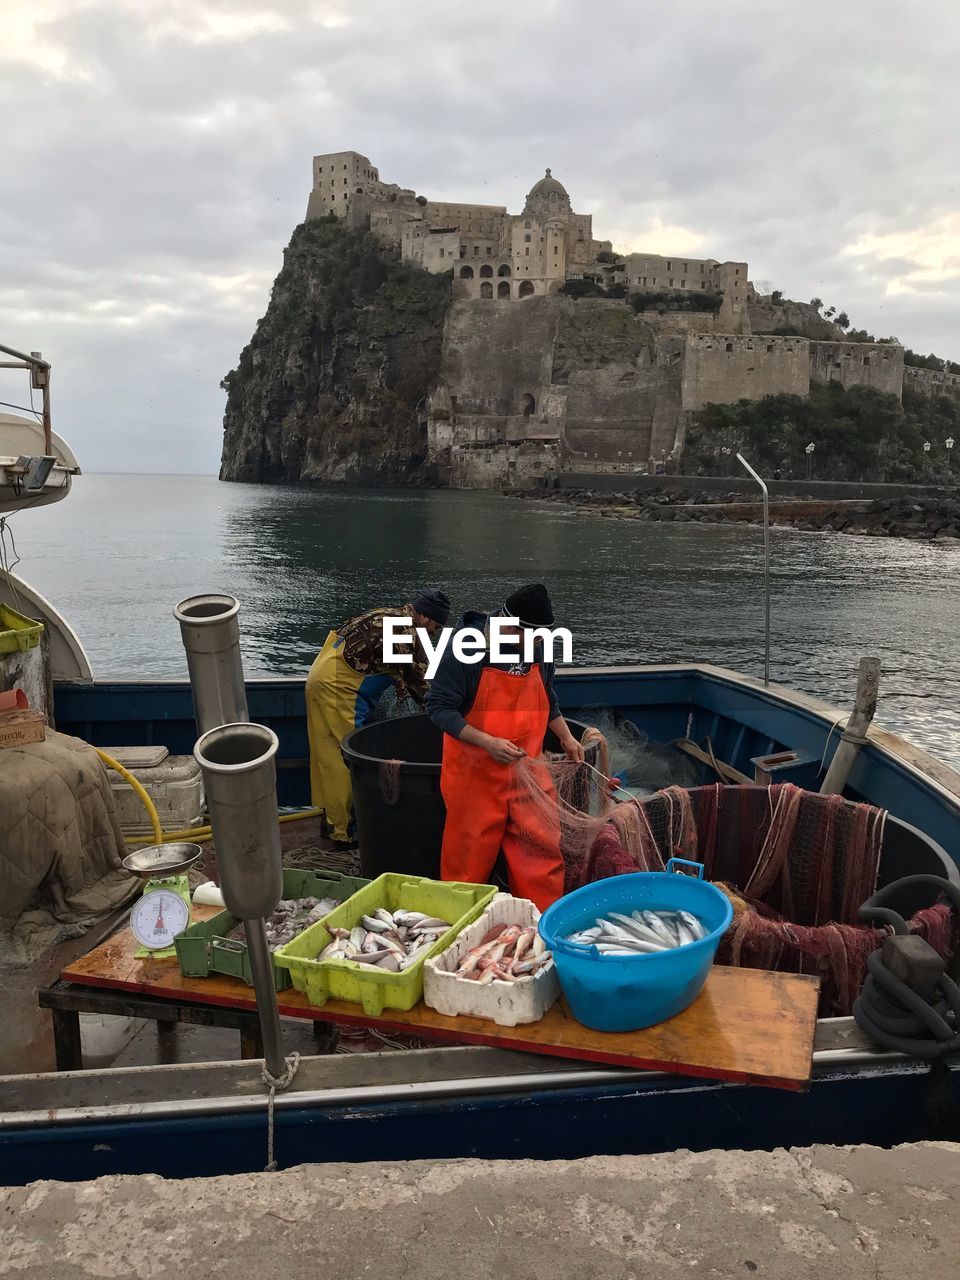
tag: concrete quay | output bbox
[2,1142,958,1278]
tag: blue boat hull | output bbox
[0,1060,952,1186]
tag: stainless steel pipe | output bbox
[194,723,283,920]
[174,593,249,735]
[194,722,285,1078]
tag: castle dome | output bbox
[528,168,568,200]
[523,168,571,218]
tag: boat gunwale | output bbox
[55,661,960,811]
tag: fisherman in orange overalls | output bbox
[426,584,584,911]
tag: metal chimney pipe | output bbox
[194,721,285,1078]
[174,593,249,735]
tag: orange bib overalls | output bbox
[439,664,564,911]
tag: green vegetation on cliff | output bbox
[220,217,451,484]
[684,383,960,482]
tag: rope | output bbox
[261,1051,302,1172]
[854,875,960,1138]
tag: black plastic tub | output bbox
[341,713,595,881]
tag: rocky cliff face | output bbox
[220,218,451,485]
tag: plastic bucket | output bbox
[537,859,734,1032]
[342,713,597,881]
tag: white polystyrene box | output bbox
[423,893,560,1027]
[104,746,205,834]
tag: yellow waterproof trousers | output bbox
[305,630,393,842]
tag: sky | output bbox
[1,0,959,476]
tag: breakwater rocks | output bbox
[508,486,960,543]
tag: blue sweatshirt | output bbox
[425,610,562,740]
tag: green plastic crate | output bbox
[0,605,43,655]
[274,873,497,1016]
[174,868,370,991]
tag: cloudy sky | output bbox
[2,0,958,475]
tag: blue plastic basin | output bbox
[537,860,734,1032]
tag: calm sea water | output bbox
[13,473,960,766]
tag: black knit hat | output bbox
[503,583,554,627]
[411,587,451,626]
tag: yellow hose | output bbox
[96,748,164,847]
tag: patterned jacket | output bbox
[337,605,429,702]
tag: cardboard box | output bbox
[0,708,46,749]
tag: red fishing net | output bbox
[512,756,958,1016]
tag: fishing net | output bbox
[379,759,403,806]
[549,777,957,1016]
[372,686,421,722]
[573,705,701,794]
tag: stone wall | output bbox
[904,366,960,404]
[446,443,562,488]
[636,310,722,336]
[681,334,810,410]
[809,341,903,397]
[433,297,669,475]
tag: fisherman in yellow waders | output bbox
[306,589,451,847]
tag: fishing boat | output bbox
[2,347,959,1185]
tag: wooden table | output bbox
[42,907,820,1090]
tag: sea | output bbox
[13,472,960,767]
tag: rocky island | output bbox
[220,151,960,491]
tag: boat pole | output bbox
[0,343,52,455]
[820,657,881,796]
[194,722,286,1079]
[735,453,770,687]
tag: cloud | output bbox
[2,0,960,473]
[845,215,960,294]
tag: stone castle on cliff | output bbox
[306,152,906,487]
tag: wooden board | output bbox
[61,908,819,1091]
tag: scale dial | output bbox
[130,888,191,950]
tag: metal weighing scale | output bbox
[122,842,202,959]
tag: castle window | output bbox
[343,164,347,169]
[525,247,530,256]
[524,233,531,242]
[439,249,444,259]
[666,261,672,270]
[681,280,686,288]
[863,357,871,366]
[520,393,535,415]
[700,265,704,273]
[498,264,511,277]
[480,281,493,299]
[726,342,734,352]
[318,166,323,173]
[525,221,531,229]
[668,279,674,287]
[460,265,474,279]
[684,264,688,273]
[498,281,511,298]
[487,246,494,254]
[479,264,493,278]
[473,245,479,256]
[767,344,774,352]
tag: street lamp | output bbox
[805,441,815,480]
[923,441,932,453]
[947,437,955,471]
